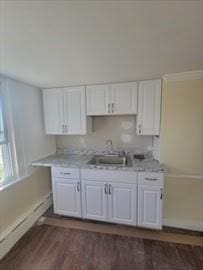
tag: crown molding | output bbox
[163,70,203,82]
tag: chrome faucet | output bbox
[106,139,114,154]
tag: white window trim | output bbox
[0,78,20,189]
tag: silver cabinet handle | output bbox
[144,178,158,181]
[160,188,163,199]
[77,182,81,192]
[138,124,141,134]
[61,172,71,175]
[108,104,111,113]
[111,103,114,113]
[104,183,108,194]
[62,124,65,133]
[109,184,112,194]
[65,124,68,133]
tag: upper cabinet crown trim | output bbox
[163,70,203,82]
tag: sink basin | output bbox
[87,155,132,167]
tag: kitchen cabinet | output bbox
[52,167,82,217]
[51,167,164,229]
[81,169,137,225]
[138,172,163,229]
[111,82,138,114]
[108,182,137,225]
[86,84,110,115]
[137,79,161,135]
[54,180,82,217]
[82,180,108,221]
[86,82,138,115]
[43,88,64,134]
[43,86,91,135]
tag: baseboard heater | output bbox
[0,194,53,260]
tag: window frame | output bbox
[0,79,18,190]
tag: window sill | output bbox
[0,174,31,191]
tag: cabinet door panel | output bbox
[137,80,161,135]
[108,183,137,225]
[86,85,110,115]
[64,86,87,134]
[82,181,108,221]
[53,180,81,217]
[138,185,163,229]
[43,88,63,134]
[111,82,138,114]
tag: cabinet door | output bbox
[138,185,163,229]
[86,84,110,115]
[111,82,138,114]
[63,86,87,134]
[108,183,137,225]
[53,179,82,217]
[82,181,108,221]
[43,88,64,134]
[137,80,161,135]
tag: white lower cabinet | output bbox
[81,173,137,226]
[52,167,82,217]
[82,181,108,222]
[52,167,164,230]
[108,182,137,225]
[53,179,82,217]
[137,172,163,229]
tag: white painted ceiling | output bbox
[0,0,203,88]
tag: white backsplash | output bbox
[56,116,155,153]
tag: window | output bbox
[0,85,14,185]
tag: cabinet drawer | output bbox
[138,172,164,186]
[81,169,105,181]
[52,167,80,179]
[81,169,106,181]
[106,170,137,183]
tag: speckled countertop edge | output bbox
[32,152,165,173]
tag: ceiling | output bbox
[0,0,203,88]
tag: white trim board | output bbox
[166,174,203,181]
[0,193,52,260]
[163,218,203,232]
[163,70,203,82]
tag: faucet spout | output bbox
[105,139,114,154]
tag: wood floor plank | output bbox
[43,217,203,247]
[1,224,203,270]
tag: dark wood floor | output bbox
[0,224,203,270]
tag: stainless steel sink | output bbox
[87,155,132,167]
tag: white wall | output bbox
[0,76,55,242]
[3,76,56,177]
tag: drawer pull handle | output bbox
[160,188,163,199]
[144,178,158,181]
[77,182,81,192]
[61,172,71,175]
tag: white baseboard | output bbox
[0,193,52,260]
[163,218,203,232]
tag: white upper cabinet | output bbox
[111,82,138,114]
[43,86,91,135]
[137,80,161,135]
[63,87,87,134]
[86,84,110,115]
[86,82,138,115]
[43,88,64,134]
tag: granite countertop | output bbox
[32,153,164,173]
